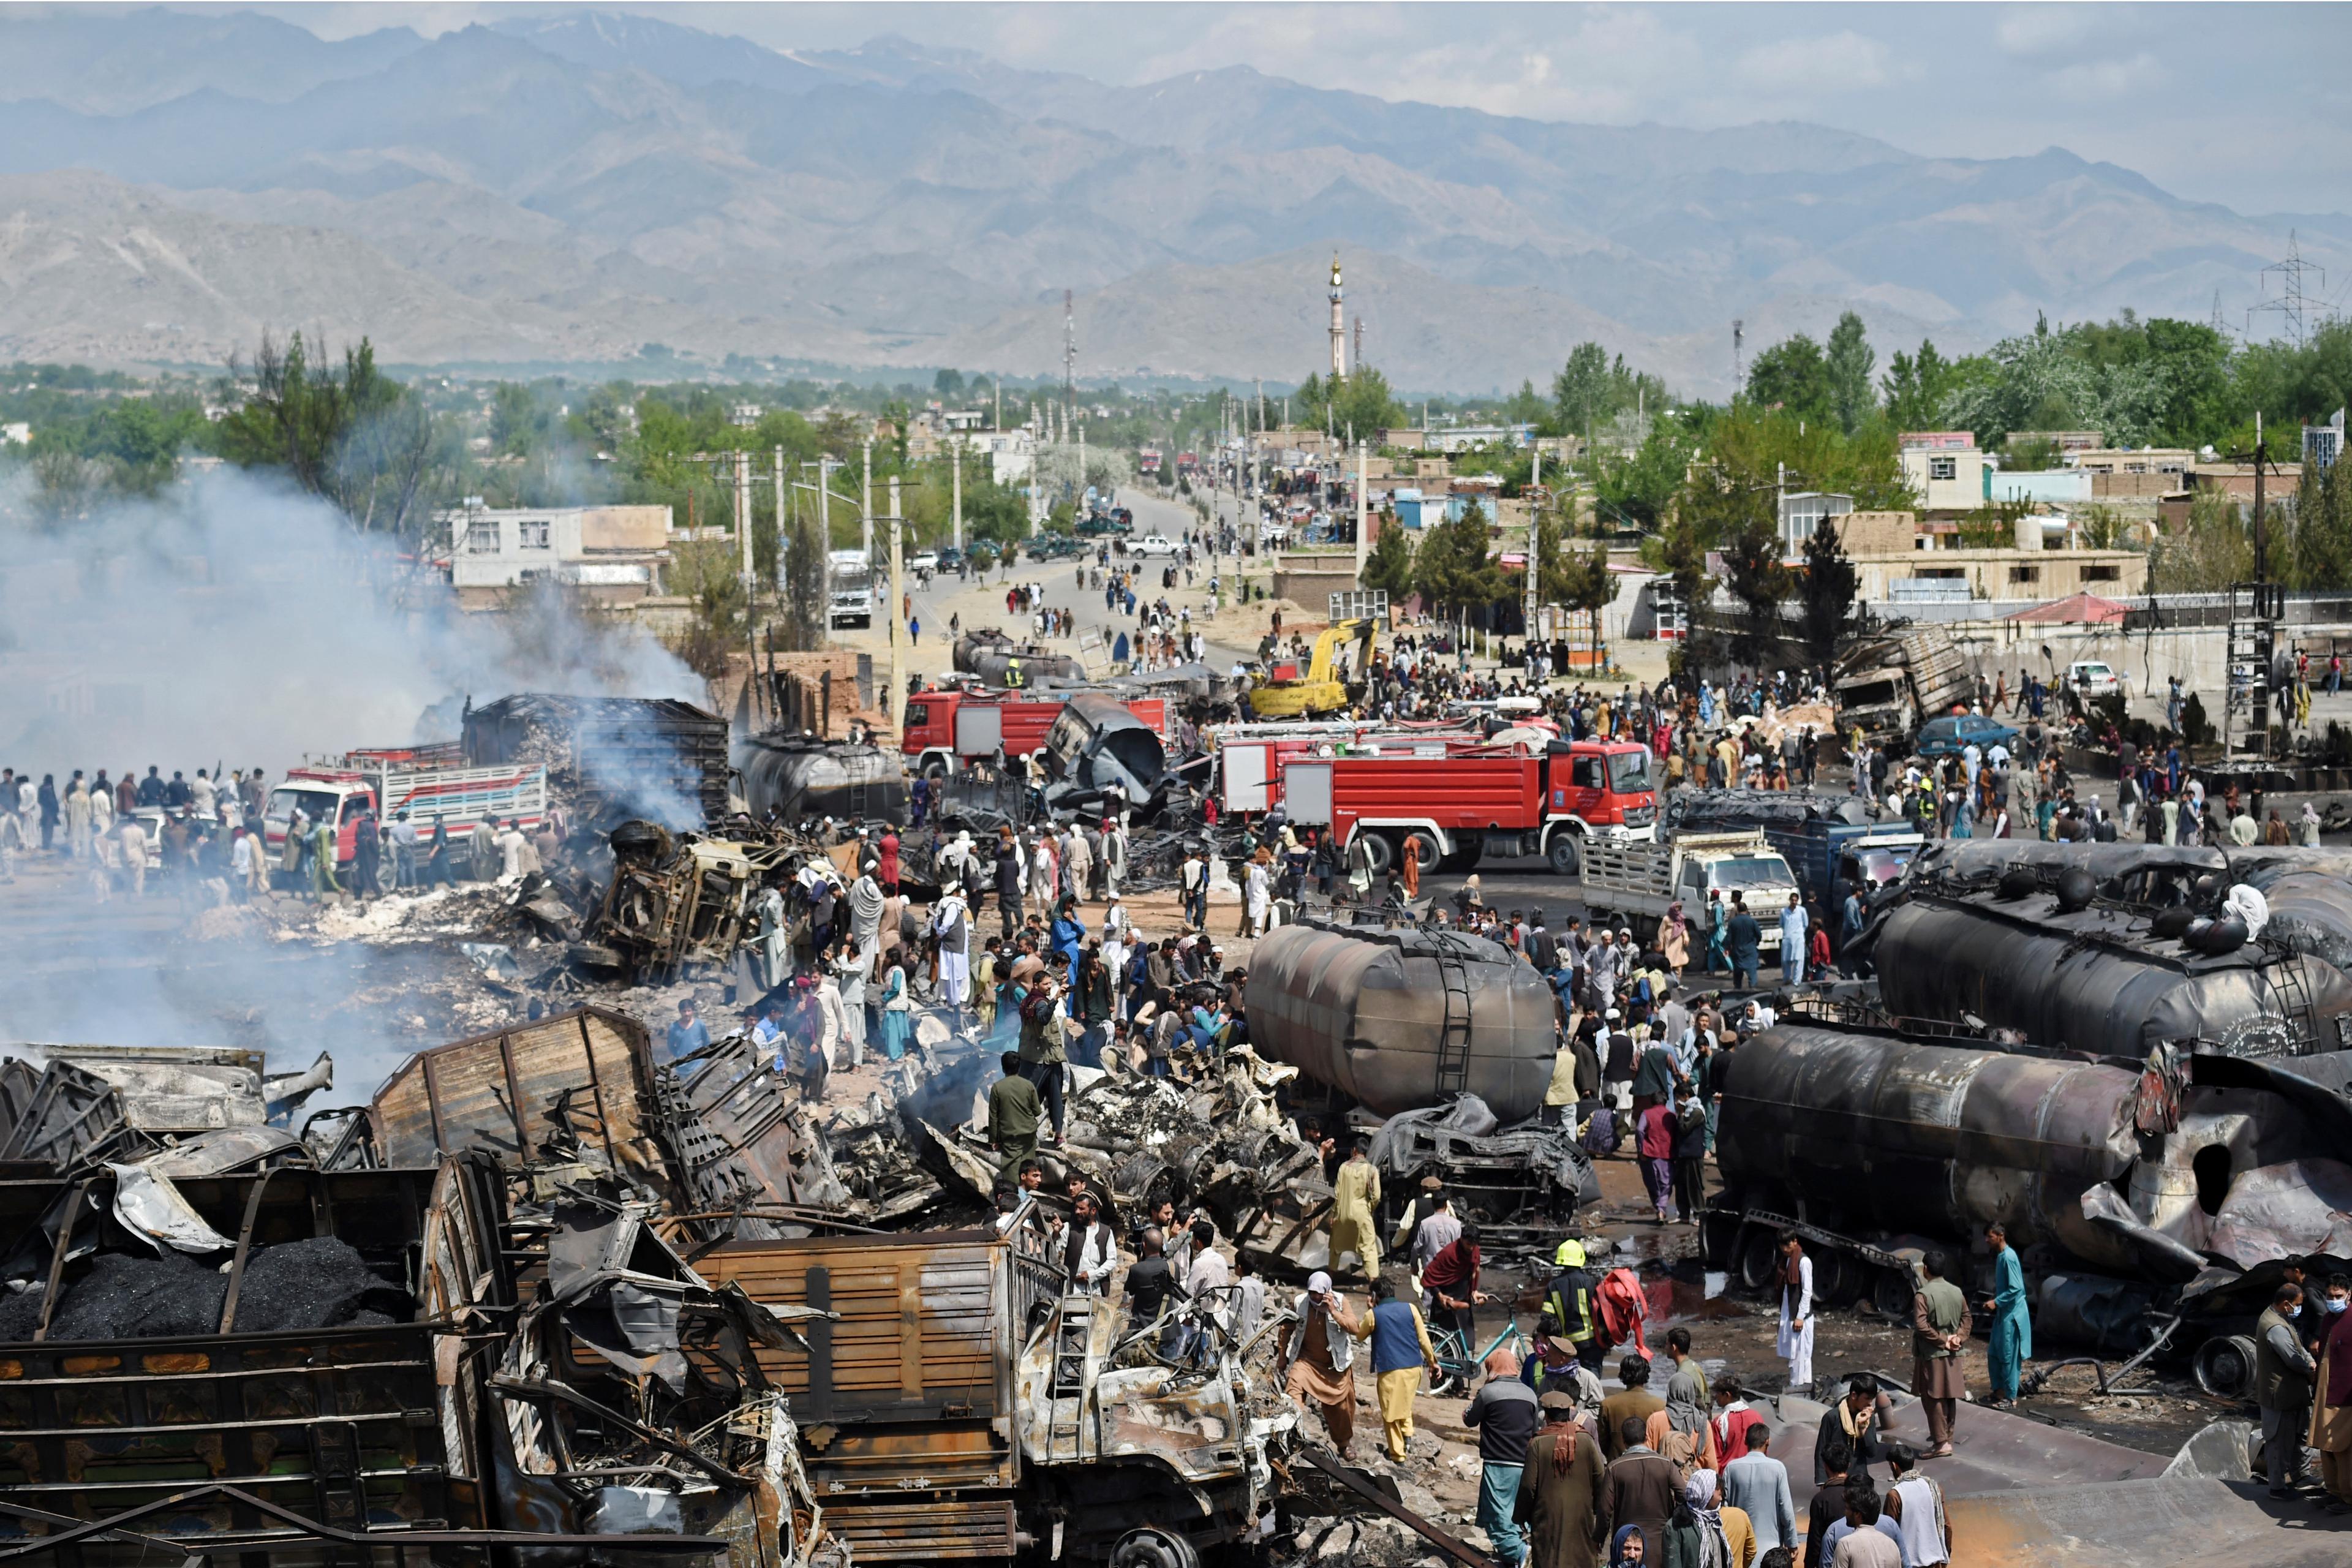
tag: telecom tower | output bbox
[2250,232,2326,348]
[1329,255,1346,379]
[1353,316,1365,374]
[1733,320,1746,390]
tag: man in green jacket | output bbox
[987,1050,1042,1179]
[1910,1251,1971,1457]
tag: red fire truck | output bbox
[1279,737,1656,875]
[900,689,1167,776]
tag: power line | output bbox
[2248,230,2327,347]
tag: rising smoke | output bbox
[0,467,705,1098]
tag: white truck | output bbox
[826,548,873,628]
[1578,830,1804,957]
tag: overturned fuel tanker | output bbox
[1709,840,2352,1391]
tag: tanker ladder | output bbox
[1431,941,1476,1099]
[1044,1294,1101,1461]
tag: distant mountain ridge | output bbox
[0,7,2337,393]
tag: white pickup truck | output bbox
[1578,830,1804,955]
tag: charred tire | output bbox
[1700,1212,1743,1269]
[1816,1250,1865,1308]
[1547,832,1582,876]
[1735,1228,1780,1294]
[1872,1267,1917,1318]
[1357,832,1396,876]
[1111,1526,1200,1568]
[1402,829,1445,874]
[2193,1333,2258,1401]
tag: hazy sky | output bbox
[239,2,2351,215]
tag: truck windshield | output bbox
[266,788,341,826]
[1608,751,1652,794]
[1710,855,1795,891]
[1852,848,1912,885]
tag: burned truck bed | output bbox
[702,1221,1294,1566]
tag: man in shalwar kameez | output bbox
[1981,1223,2032,1405]
[1328,1142,1382,1280]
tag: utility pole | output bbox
[735,450,758,718]
[1063,287,1077,426]
[2255,412,2269,583]
[1355,438,1369,578]
[861,439,873,564]
[772,447,786,590]
[951,438,963,551]
[888,475,905,733]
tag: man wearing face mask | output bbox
[2310,1273,2352,1513]
[2256,1281,2319,1499]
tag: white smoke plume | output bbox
[0,467,704,1102]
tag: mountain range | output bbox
[0,7,2342,395]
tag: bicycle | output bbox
[1427,1314,1531,1398]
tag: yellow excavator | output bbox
[1246,617,1378,718]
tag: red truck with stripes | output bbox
[1280,738,1656,876]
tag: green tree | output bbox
[1504,379,1550,429]
[2291,457,2352,590]
[1411,502,1505,617]
[1361,513,1415,600]
[489,382,543,456]
[1720,519,1792,666]
[215,332,443,541]
[935,368,967,400]
[1596,416,1699,529]
[1746,334,1835,425]
[1825,312,1876,436]
[1881,339,1961,432]
[1553,342,1615,439]
[1798,516,1858,663]
[1296,366,1406,439]
[2150,490,2255,593]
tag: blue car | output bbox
[1913,714,2018,758]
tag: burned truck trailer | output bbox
[1247,920,1557,1123]
[1712,1021,2352,1299]
[1862,841,2352,1056]
[464,692,731,828]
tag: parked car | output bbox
[1026,533,1084,562]
[907,549,939,575]
[1130,534,1184,558]
[2067,660,2122,699]
[1913,714,2019,758]
[935,545,966,573]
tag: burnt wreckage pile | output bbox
[0,1006,1524,1565]
[1709,839,2352,1400]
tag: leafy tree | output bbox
[2150,489,2255,593]
[1745,334,1835,426]
[1361,513,1415,599]
[489,382,545,456]
[1504,379,1550,428]
[1596,416,1700,530]
[1881,339,1962,432]
[935,368,967,400]
[1553,342,1616,439]
[1798,516,1858,663]
[1295,366,1406,440]
[1825,312,1876,435]
[2291,456,2352,590]
[215,332,442,542]
[1720,519,1792,666]
[1411,502,1505,616]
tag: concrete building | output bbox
[1986,469,2094,507]
[1900,445,1997,512]
[1779,491,1853,556]
[440,502,676,609]
[1828,510,2144,601]
[2065,448,2195,480]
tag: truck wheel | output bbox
[1111,1527,1199,1568]
[1547,832,1582,876]
[1401,829,1444,873]
[1357,833,1395,876]
[1735,1228,1781,1294]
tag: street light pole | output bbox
[888,475,906,734]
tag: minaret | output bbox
[1329,254,1346,380]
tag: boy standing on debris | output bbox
[1012,956,1068,1145]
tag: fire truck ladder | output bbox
[1432,946,1475,1099]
